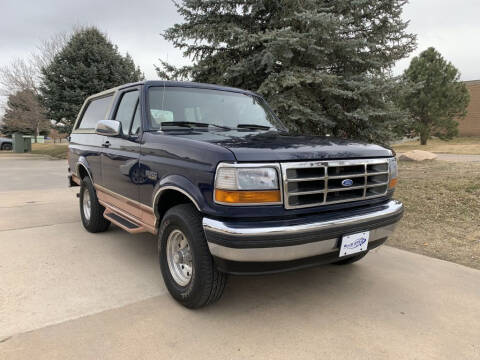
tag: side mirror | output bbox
[95,120,122,137]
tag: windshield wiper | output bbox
[161,121,231,130]
[237,124,271,130]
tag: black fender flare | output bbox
[152,175,204,219]
[76,156,93,181]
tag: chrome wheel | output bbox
[166,229,193,286]
[83,188,91,221]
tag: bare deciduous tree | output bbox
[0,31,69,96]
[0,31,70,130]
[49,127,69,143]
[0,59,37,96]
[31,32,70,76]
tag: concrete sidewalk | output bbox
[1,156,479,359]
[1,247,479,360]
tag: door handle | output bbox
[102,141,111,148]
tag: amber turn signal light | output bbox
[388,178,398,188]
[215,189,281,204]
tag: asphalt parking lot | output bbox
[1,153,479,359]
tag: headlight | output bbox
[214,164,281,205]
[216,167,278,190]
[388,157,398,189]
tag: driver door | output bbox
[101,88,142,217]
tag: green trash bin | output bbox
[12,133,32,153]
[12,133,23,153]
[24,137,32,152]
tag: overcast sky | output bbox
[1,0,479,88]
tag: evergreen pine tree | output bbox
[40,27,143,132]
[401,47,470,145]
[158,0,416,142]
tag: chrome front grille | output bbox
[281,159,390,209]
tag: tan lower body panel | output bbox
[71,174,81,185]
[94,184,157,235]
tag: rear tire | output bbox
[79,176,110,233]
[158,204,227,308]
[1,143,12,151]
[334,251,368,265]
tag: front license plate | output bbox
[339,231,369,257]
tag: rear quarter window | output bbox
[77,95,114,129]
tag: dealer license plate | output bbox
[339,231,369,257]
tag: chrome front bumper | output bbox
[202,200,403,263]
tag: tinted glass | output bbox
[78,95,113,129]
[115,90,139,136]
[148,87,284,130]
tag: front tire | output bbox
[79,176,110,233]
[158,204,227,308]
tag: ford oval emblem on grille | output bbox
[341,179,354,187]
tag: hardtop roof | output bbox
[89,80,259,99]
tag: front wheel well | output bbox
[77,164,90,180]
[156,189,198,222]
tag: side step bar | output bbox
[103,210,147,234]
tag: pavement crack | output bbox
[0,221,80,232]
[0,336,12,344]
[0,202,72,209]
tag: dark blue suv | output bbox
[68,81,403,308]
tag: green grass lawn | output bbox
[388,160,480,270]
[31,143,69,159]
[393,136,480,155]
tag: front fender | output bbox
[152,175,205,217]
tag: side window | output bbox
[114,90,139,136]
[78,95,113,129]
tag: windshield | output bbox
[147,86,285,131]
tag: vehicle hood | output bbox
[170,130,394,162]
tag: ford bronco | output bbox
[68,81,403,308]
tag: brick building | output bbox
[458,80,480,136]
